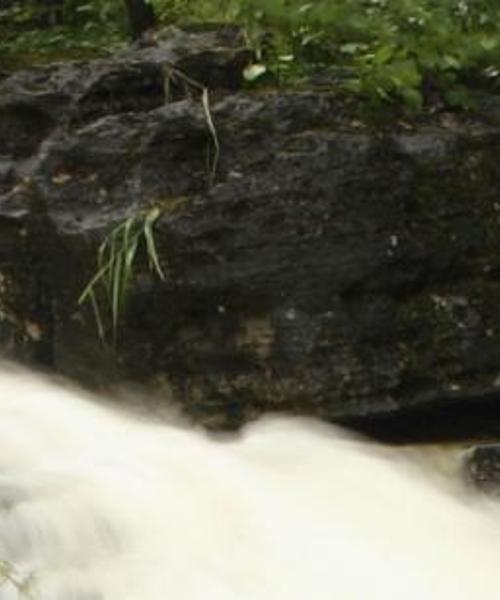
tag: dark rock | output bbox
[464,445,500,495]
[2,28,500,439]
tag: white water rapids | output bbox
[1,365,500,599]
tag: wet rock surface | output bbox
[2,27,500,438]
[465,445,500,495]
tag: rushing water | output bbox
[1,365,500,600]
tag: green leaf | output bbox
[480,36,498,52]
[373,45,394,65]
[390,59,421,88]
[400,87,423,111]
[144,208,166,281]
[243,63,268,81]
[340,42,363,55]
[444,87,471,109]
[343,77,362,93]
[111,243,124,338]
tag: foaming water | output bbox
[1,366,500,600]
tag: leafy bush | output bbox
[1,0,500,110]
[236,0,500,110]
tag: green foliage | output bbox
[151,0,238,23]
[0,0,236,67]
[79,207,166,344]
[1,0,500,109]
[235,0,500,111]
[0,1,126,66]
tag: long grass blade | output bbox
[121,217,137,290]
[111,241,124,341]
[78,257,115,305]
[144,208,166,280]
[104,230,118,301]
[202,87,220,186]
[89,288,105,341]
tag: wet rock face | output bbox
[465,445,500,495]
[2,27,500,437]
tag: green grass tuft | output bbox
[79,207,166,344]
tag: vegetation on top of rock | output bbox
[1,1,500,112]
[241,0,500,111]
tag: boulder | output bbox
[2,27,500,438]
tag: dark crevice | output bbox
[340,388,500,444]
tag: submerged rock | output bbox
[2,27,500,439]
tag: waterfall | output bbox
[0,364,499,600]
